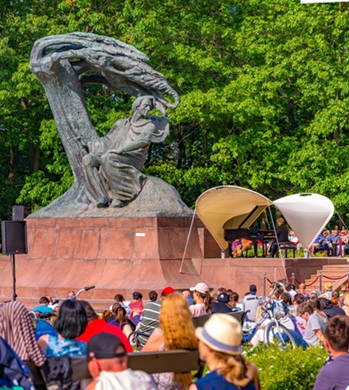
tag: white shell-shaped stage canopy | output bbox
[273,193,334,251]
[195,186,273,250]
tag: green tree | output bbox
[1,0,349,218]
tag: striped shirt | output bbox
[137,300,162,347]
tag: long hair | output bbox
[79,300,99,322]
[114,306,126,327]
[159,292,198,388]
[195,290,212,314]
[212,351,250,387]
[54,299,88,339]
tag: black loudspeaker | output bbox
[12,205,25,221]
[1,221,28,255]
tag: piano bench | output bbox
[278,243,297,258]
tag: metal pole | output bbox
[263,272,267,296]
[319,270,323,295]
[291,272,295,286]
[11,254,17,301]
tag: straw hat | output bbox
[324,282,333,291]
[195,313,242,355]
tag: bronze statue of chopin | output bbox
[29,32,191,217]
[81,95,169,208]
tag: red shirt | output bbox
[77,319,133,353]
[128,301,144,321]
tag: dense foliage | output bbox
[0,0,349,218]
[245,344,328,389]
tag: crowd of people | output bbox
[1,280,349,389]
[312,225,349,256]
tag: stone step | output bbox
[305,264,349,293]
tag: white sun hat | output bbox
[195,313,242,355]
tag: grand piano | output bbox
[223,206,276,257]
[224,227,275,257]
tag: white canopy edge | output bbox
[273,193,334,251]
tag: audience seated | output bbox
[128,292,144,326]
[3,278,348,388]
[318,297,345,318]
[77,300,133,352]
[38,299,87,357]
[189,313,259,390]
[312,230,326,254]
[211,292,238,314]
[0,336,36,390]
[86,332,157,390]
[189,283,212,317]
[313,316,349,390]
[341,291,349,316]
[229,291,243,310]
[32,296,53,315]
[110,293,131,316]
[0,301,46,368]
[109,303,134,340]
[136,286,174,348]
[142,292,198,389]
[243,284,260,323]
[297,299,327,347]
[182,290,194,306]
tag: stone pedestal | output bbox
[0,216,220,309]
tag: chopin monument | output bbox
[4,33,217,304]
[29,32,191,218]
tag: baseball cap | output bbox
[190,282,209,295]
[161,286,175,296]
[87,332,126,360]
[217,292,230,303]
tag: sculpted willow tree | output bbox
[29,32,192,216]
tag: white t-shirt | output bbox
[95,369,157,390]
[189,303,207,317]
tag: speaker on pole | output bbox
[12,205,25,221]
[1,220,28,255]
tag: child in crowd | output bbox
[297,299,327,347]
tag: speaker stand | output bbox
[11,254,17,301]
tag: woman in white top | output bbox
[189,282,212,317]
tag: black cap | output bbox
[249,284,257,294]
[87,332,126,360]
[217,292,230,303]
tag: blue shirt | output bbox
[194,370,256,390]
[44,334,86,357]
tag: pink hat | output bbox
[190,282,209,294]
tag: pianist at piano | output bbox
[267,217,289,258]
